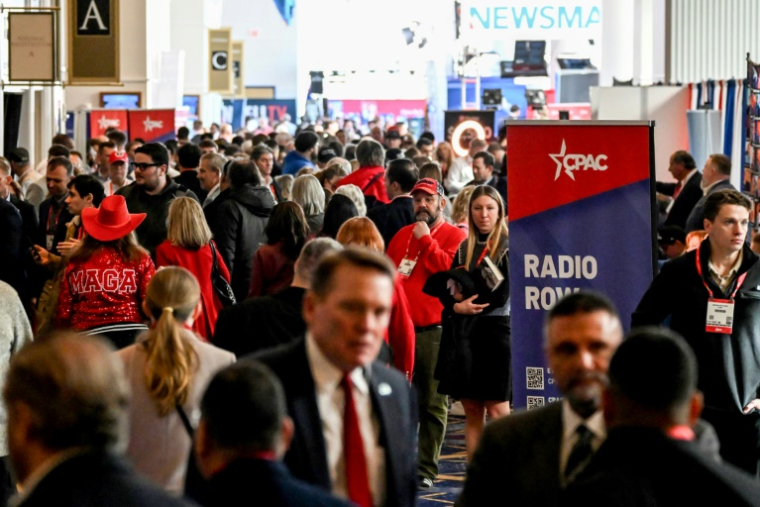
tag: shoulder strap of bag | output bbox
[176,404,194,437]
[209,240,220,277]
[362,171,385,193]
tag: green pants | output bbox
[414,327,448,481]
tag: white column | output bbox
[601,0,635,86]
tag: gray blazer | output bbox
[456,401,563,507]
[119,330,235,494]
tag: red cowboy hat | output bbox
[81,195,146,242]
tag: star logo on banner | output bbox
[143,116,163,132]
[549,139,573,181]
[98,115,120,130]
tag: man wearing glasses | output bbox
[116,143,198,257]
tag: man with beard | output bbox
[387,178,467,488]
[456,291,623,507]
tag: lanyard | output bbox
[475,245,489,267]
[403,221,443,263]
[47,203,63,232]
[695,246,747,300]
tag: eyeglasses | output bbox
[133,162,161,171]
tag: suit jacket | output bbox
[214,286,306,357]
[563,427,760,506]
[37,194,73,256]
[0,198,24,295]
[254,339,418,507]
[199,458,354,507]
[367,196,415,249]
[684,179,735,232]
[17,451,193,507]
[174,169,208,204]
[657,171,702,229]
[456,401,563,507]
[9,193,38,247]
[203,188,231,232]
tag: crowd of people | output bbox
[0,117,759,506]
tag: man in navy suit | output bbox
[456,291,623,507]
[367,158,416,249]
[657,150,703,229]
[256,248,417,507]
[5,333,191,507]
[565,328,760,506]
[464,151,507,202]
[193,361,353,507]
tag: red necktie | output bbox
[673,181,683,199]
[342,374,372,507]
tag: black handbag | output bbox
[209,241,236,307]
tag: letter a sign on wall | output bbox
[68,0,120,84]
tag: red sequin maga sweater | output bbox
[55,247,155,331]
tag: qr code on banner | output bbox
[526,367,544,390]
[527,396,545,410]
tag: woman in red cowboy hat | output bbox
[55,195,156,348]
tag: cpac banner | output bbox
[507,121,657,410]
[128,109,176,144]
[88,109,128,139]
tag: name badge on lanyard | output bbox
[696,247,746,334]
[706,299,734,333]
[399,258,417,277]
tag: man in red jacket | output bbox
[386,178,467,488]
[335,138,389,209]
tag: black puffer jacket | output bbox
[212,185,274,301]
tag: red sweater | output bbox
[387,221,467,328]
[388,274,416,380]
[56,247,155,331]
[335,166,389,205]
[155,240,231,341]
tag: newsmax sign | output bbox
[460,0,602,39]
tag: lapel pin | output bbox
[378,383,392,396]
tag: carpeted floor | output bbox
[417,413,466,506]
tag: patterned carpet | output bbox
[417,413,466,506]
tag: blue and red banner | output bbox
[88,109,128,139]
[507,121,656,410]
[127,109,176,144]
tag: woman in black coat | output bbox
[212,160,275,301]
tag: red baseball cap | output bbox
[411,177,444,197]
[108,151,129,164]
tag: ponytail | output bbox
[142,268,200,416]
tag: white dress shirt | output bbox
[306,333,385,506]
[559,400,606,486]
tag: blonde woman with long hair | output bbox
[119,267,234,494]
[156,197,231,341]
[434,185,511,460]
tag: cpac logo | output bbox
[549,139,608,181]
[98,115,120,130]
[143,116,163,132]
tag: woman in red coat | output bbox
[156,197,230,341]
[336,216,415,380]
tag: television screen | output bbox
[101,93,140,109]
